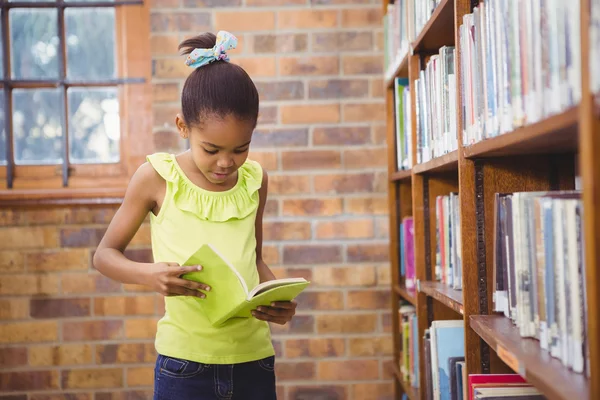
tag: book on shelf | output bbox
[384,0,410,78]
[394,78,413,170]
[400,216,416,290]
[428,319,465,400]
[434,193,462,290]
[415,46,458,164]
[182,244,309,327]
[459,0,582,146]
[491,191,588,376]
[467,374,545,400]
[399,303,419,388]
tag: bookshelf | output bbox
[384,0,600,400]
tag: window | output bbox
[0,0,151,199]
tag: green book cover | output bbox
[181,244,309,327]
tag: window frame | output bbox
[0,0,152,201]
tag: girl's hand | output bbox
[146,262,210,298]
[251,301,297,325]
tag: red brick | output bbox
[94,296,156,316]
[215,11,275,31]
[153,104,179,127]
[312,0,374,3]
[343,55,383,75]
[275,361,315,381]
[313,32,372,52]
[252,128,309,148]
[0,347,27,367]
[280,56,339,76]
[281,150,341,170]
[150,12,211,33]
[154,130,183,153]
[127,366,153,387]
[283,245,342,265]
[149,0,178,8]
[30,394,91,400]
[25,249,88,272]
[0,371,59,391]
[182,0,240,6]
[316,313,377,333]
[0,227,57,249]
[278,9,337,28]
[248,151,278,170]
[0,274,59,296]
[94,391,153,400]
[352,382,394,400]
[313,126,371,146]
[61,273,121,294]
[376,217,389,238]
[258,105,278,124]
[341,7,382,27]
[263,222,311,241]
[344,148,387,168]
[0,251,23,273]
[270,267,311,281]
[251,33,307,53]
[371,77,385,98]
[314,172,374,194]
[343,102,385,122]
[265,199,279,217]
[286,338,345,358]
[308,79,369,99]
[312,266,376,287]
[255,81,304,101]
[282,198,343,217]
[150,34,179,56]
[296,291,344,310]
[347,243,389,262]
[288,386,348,400]
[381,312,392,333]
[377,264,391,285]
[62,208,117,225]
[60,227,106,248]
[316,219,374,239]
[63,320,123,341]
[0,299,29,320]
[269,315,314,335]
[235,57,277,77]
[262,245,280,265]
[29,344,92,366]
[268,175,310,195]
[96,343,156,364]
[318,359,379,380]
[152,83,180,103]
[62,368,123,389]
[247,0,306,5]
[30,298,90,319]
[373,124,387,144]
[347,290,391,310]
[281,104,340,124]
[153,58,188,79]
[348,336,393,357]
[345,196,388,215]
[125,318,159,339]
[0,210,24,226]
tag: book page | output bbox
[247,277,308,300]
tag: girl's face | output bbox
[176,113,254,186]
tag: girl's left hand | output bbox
[252,301,297,325]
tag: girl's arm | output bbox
[93,163,207,298]
[252,168,297,325]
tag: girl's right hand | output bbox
[146,263,210,298]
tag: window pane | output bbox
[0,90,6,165]
[10,9,59,80]
[68,87,120,164]
[66,8,116,80]
[13,89,63,165]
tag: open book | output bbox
[181,244,309,327]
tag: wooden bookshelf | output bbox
[394,282,417,306]
[470,315,590,400]
[386,53,410,88]
[389,169,412,182]
[383,0,599,399]
[412,150,459,174]
[393,363,421,400]
[419,281,463,315]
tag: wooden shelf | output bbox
[419,281,464,315]
[392,363,420,400]
[464,107,579,158]
[470,315,590,400]
[394,283,417,306]
[412,150,458,174]
[411,0,455,53]
[385,53,410,89]
[389,169,412,182]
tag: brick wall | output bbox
[0,1,391,399]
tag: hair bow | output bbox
[185,31,238,69]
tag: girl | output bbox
[93,31,296,400]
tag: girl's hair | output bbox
[178,32,259,128]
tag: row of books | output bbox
[434,193,462,289]
[399,216,416,289]
[415,46,458,164]
[384,0,444,79]
[492,190,589,376]
[400,303,419,388]
[394,78,412,170]
[459,0,582,146]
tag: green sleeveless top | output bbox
[146,152,274,364]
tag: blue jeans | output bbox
[153,354,277,400]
